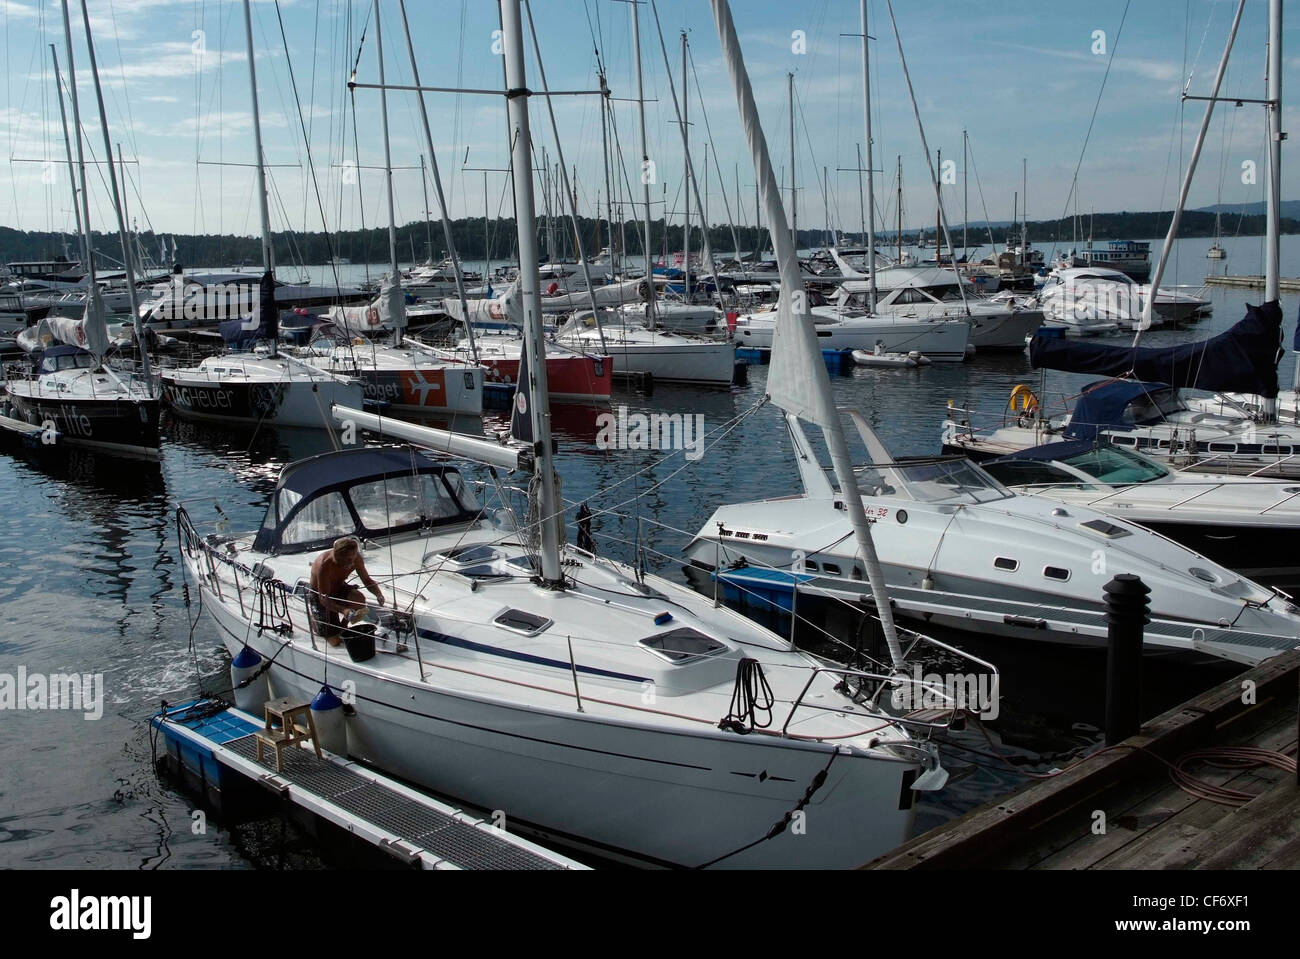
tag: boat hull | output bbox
[197,591,917,869]
[4,387,161,456]
[159,372,364,429]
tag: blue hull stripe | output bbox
[418,628,649,684]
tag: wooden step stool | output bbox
[254,696,322,771]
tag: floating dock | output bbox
[151,698,587,870]
[865,650,1299,869]
[1204,274,1300,292]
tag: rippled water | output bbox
[0,235,1294,867]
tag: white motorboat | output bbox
[826,255,1044,351]
[556,309,737,387]
[1038,266,1210,332]
[686,411,1300,665]
[980,440,1300,588]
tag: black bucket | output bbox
[342,624,376,663]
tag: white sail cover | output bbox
[535,277,647,314]
[25,286,109,357]
[711,6,834,429]
[442,279,523,328]
[326,274,406,334]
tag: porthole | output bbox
[1044,566,1070,582]
[994,557,1019,572]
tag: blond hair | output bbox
[332,536,360,558]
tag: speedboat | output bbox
[686,411,1300,665]
[981,440,1300,589]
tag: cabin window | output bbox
[1262,445,1292,456]
[281,491,353,546]
[994,557,1019,571]
[1110,436,1138,447]
[494,609,552,636]
[1043,566,1071,581]
[822,562,842,576]
[1207,443,1237,453]
[804,560,819,572]
[639,628,728,664]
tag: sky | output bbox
[2,0,1297,251]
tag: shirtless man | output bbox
[310,536,384,646]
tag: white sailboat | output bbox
[176,0,967,869]
[158,0,363,429]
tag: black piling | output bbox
[1103,573,1151,746]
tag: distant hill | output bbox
[1195,200,1300,218]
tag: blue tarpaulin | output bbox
[1029,299,1284,399]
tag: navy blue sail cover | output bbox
[1029,299,1284,399]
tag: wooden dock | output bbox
[866,650,1299,870]
[1204,274,1300,292]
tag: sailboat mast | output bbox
[241,0,273,273]
[58,2,94,286]
[962,129,968,253]
[372,0,403,345]
[78,0,150,383]
[788,72,796,251]
[1139,0,1245,337]
[1265,0,1282,306]
[501,0,563,586]
[396,0,476,359]
[896,155,902,263]
[630,0,655,325]
[681,30,690,297]
[860,0,876,308]
[49,45,88,275]
[420,154,433,262]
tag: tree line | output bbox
[2,209,1294,270]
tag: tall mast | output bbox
[896,155,902,263]
[49,44,88,275]
[395,0,476,359]
[78,0,150,383]
[241,0,273,273]
[501,0,563,587]
[788,72,796,251]
[681,30,690,297]
[962,129,968,253]
[630,0,655,325]
[860,0,877,308]
[1265,0,1282,307]
[59,3,93,285]
[372,0,403,344]
[420,154,433,263]
[599,70,615,271]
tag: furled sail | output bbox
[326,274,407,335]
[27,285,109,357]
[1030,299,1284,399]
[710,0,904,669]
[218,270,278,348]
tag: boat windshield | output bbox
[270,467,480,553]
[1062,446,1168,484]
[1123,388,1187,424]
[856,458,1012,504]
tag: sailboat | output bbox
[2,0,160,458]
[158,0,363,429]
[175,0,969,869]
